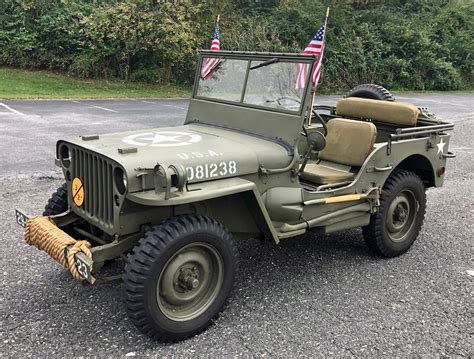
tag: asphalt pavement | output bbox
[1,94,473,357]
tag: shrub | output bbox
[0,0,472,91]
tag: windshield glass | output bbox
[196,58,248,102]
[196,57,310,113]
[243,60,305,111]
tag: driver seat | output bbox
[301,118,377,185]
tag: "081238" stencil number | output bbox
[186,161,237,181]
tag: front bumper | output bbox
[15,209,95,284]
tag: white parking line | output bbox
[91,105,118,113]
[395,96,469,108]
[162,104,187,110]
[140,100,186,110]
[450,146,473,154]
[0,102,26,116]
[70,100,118,113]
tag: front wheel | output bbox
[363,170,426,257]
[43,183,68,216]
[123,215,238,341]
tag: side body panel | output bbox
[121,130,450,241]
[300,133,450,228]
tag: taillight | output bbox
[437,166,445,177]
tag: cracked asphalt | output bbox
[1,94,473,357]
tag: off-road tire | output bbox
[346,84,395,101]
[362,170,426,257]
[123,215,238,342]
[43,183,68,216]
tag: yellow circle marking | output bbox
[72,178,85,207]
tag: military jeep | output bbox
[16,51,455,341]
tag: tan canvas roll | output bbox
[336,97,419,126]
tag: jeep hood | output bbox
[58,123,293,191]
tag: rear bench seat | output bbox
[336,97,420,126]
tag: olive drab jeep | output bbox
[15,51,455,341]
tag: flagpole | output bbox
[309,7,329,127]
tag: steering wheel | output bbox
[311,109,328,136]
[275,96,301,106]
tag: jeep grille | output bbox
[71,147,114,227]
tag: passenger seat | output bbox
[300,118,377,185]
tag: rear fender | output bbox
[393,154,435,187]
[360,134,450,189]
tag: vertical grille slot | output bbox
[107,163,113,222]
[99,158,104,220]
[70,146,114,227]
[93,155,98,216]
[87,152,92,214]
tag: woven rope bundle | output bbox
[24,216,92,281]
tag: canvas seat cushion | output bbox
[336,97,419,126]
[301,163,355,185]
[300,118,377,185]
[319,118,377,167]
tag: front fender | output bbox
[128,177,255,206]
[127,177,280,243]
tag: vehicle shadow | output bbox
[238,228,375,271]
[8,227,379,353]
[234,228,377,290]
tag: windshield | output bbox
[197,59,247,102]
[196,56,310,113]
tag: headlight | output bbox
[123,172,128,188]
[59,145,71,168]
[114,167,127,194]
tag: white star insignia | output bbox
[437,138,446,154]
[142,133,182,144]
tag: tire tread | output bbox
[362,170,426,257]
[42,183,68,216]
[346,84,395,101]
[123,215,238,342]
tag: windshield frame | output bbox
[193,51,317,116]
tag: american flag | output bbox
[296,25,326,90]
[201,22,221,80]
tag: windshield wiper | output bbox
[250,58,279,70]
[210,57,225,72]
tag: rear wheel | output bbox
[346,84,395,101]
[43,183,68,215]
[123,215,238,341]
[363,170,426,257]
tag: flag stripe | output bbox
[295,24,326,90]
[201,22,221,79]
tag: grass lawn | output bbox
[1,67,471,100]
[0,67,191,99]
